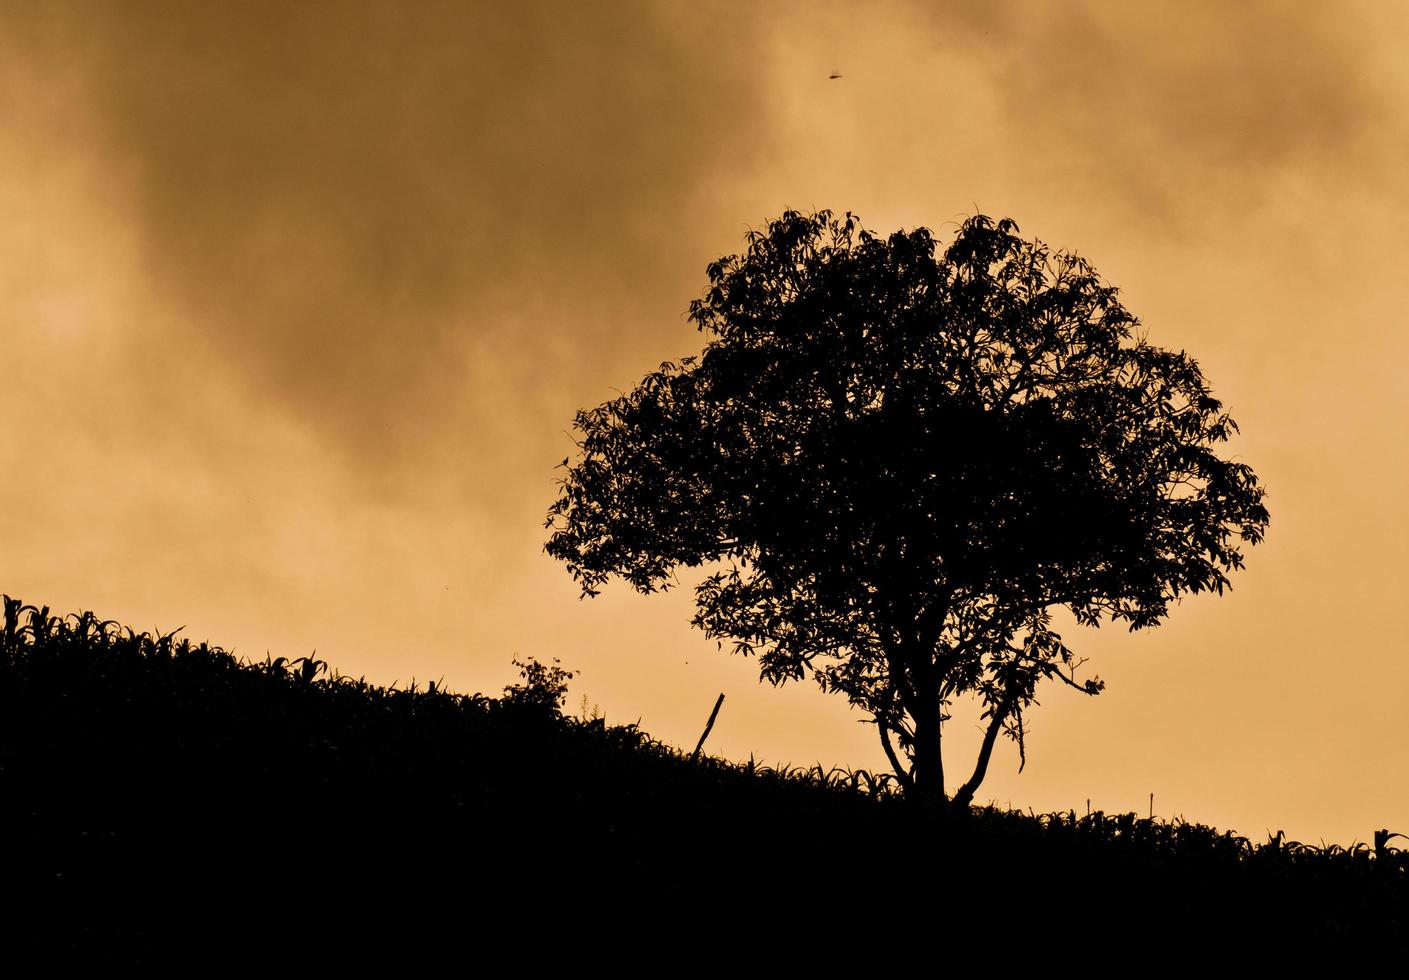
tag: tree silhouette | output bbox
[546,210,1268,805]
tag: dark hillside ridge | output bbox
[2,596,1404,965]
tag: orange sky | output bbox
[3,0,1406,845]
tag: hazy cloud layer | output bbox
[971,1,1391,212]
[7,1,1396,473]
[788,0,1399,229]
[7,1,770,477]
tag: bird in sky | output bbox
[829,71,843,79]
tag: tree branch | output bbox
[878,719,914,791]
[951,694,1015,809]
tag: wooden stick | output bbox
[691,693,726,762]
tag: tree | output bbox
[545,210,1268,806]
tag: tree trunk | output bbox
[879,623,950,804]
[910,698,945,802]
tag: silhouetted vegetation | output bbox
[2,597,1401,965]
[546,210,1269,804]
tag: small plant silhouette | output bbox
[502,656,575,715]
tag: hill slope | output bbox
[2,596,1404,965]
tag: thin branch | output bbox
[877,719,914,791]
[952,694,1015,808]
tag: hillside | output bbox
[2,595,1404,965]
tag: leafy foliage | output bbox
[546,210,1269,800]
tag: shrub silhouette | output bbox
[502,656,575,715]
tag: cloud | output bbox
[5,1,770,476]
[927,0,1396,218]
[10,0,1393,480]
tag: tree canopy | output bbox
[545,210,1268,804]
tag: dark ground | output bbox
[2,597,1403,967]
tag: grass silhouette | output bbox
[2,595,1404,965]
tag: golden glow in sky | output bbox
[2,0,1406,844]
